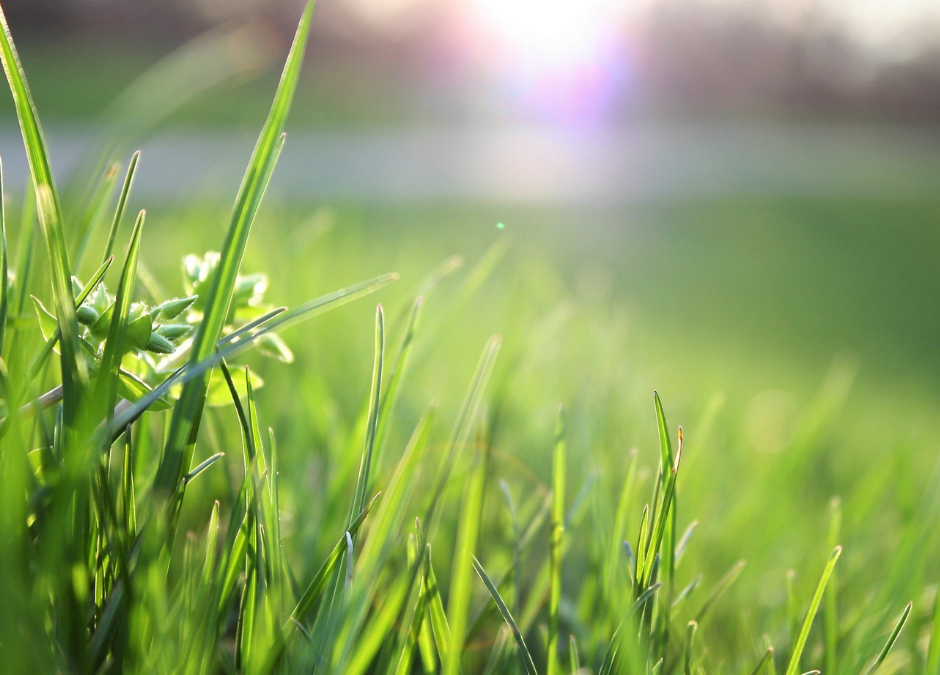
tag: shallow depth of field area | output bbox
[1,1,940,674]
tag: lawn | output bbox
[1,3,939,674]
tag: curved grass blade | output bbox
[472,556,538,675]
[863,602,912,675]
[684,621,698,675]
[784,547,842,675]
[157,0,316,500]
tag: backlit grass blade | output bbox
[0,4,85,414]
[472,556,538,675]
[424,543,452,664]
[569,634,580,674]
[349,305,385,530]
[548,406,566,675]
[684,621,698,675]
[825,497,842,675]
[784,546,842,675]
[444,441,489,675]
[102,151,140,263]
[863,602,911,675]
[654,391,673,476]
[926,586,940,675]
[374,296,422,472]
[156,0,315,499]
[0,157,7,354]
[92,210,144,429]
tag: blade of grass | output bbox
[548,406,566,675]
[784,547,842,675]
[156,0,315,501]
[0,4,85,415]
[825,497,842,675]
[102,151,140,264]
[444,440,489,675]
[863,602,912,675]
[472,556,538,675]
[92,210,144,431]
[926,586,940,675]
[349,305,385,531]
[425,543,452,665]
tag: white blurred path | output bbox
[2,121,940,203]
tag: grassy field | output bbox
[1,2,940,675]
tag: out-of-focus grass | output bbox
[4,3,940,672]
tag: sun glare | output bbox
[470,0,628,65]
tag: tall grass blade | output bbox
[784,547,842,675]
[864,602,912,675]
[157,0,315,500]
[0,4,85,415]
[102,151,140,263]
[92,210,144,429]
[444,439,489,675]
[472,556,538,675]
[548,406,566,675]
[349,305,385,530]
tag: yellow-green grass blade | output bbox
[569,634,580,674]
[424,543,452,664]
[684,621,698,675]
[642,436,682,589]
[784,547,842,675]
[102,151,140,264]
[0,6,85,416]
[749,648,775,675]
[374,296,423,473]
[472,556,538,675]
[548,406,566,675]
[349,305,385,530]
[825,497,842,675]
[157,0,315,499]
[926,586,940,675]
[654,391,673,478]
[0,157,7,355]
[444,442,489,675]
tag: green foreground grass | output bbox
[0,2,939,675]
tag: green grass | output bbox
[0,2,939,674]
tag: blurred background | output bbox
[3,0,940,622]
